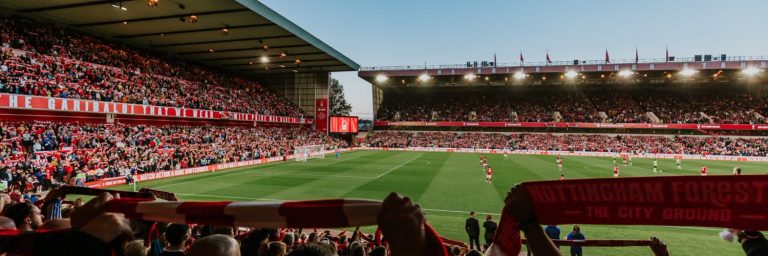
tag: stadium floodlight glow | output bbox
[742,66,763,76]
[679,68,697,77]
[418,73,431,82]
[375,74,389,83]
[564,70,579,79]
[513,70,526,80]
[464,73,476,81]
[618,70,634,78]
[260,56,269,63]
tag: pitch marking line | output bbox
[374,153,424,179]
[242,171,376,179]
[172,193,721,232]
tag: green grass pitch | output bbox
[114,150,766,256]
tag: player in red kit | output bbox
[700,165,708,176]
[622,155,628,166]
[485,166,493,184]
[613,166,620,178]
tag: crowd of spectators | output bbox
[366,131,768,156]
[376,86,768,124]
[0,121,346,193]
[0,17,304,117]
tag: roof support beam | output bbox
[223,58,337,67]
[151,35,295,47]
[179,44,311,55]
[201,52,327,61]
[19,0,135,13]
[118,23,275,38]
[74,8,249,27]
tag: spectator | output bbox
[4,201,43,231]
[187,234,240,256]
[161,224,190,256]
[566,225,586,256]
[545,225,562,248]
[286,243,334,256]
[465,211,481,250]
[483,214,497,247]
[125,239,150,256]
[739,230,768,256]
[266,241,288,256]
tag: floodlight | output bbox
[679,68,697,77]
[743,66,762,76]
[513,71,526,80]
[564,70,579,79]
[618,70,633,78]
[375,74,389,83]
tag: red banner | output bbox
[374,121,768,131]
[525,175,768,229]
[315,99,329,133]
[0,93,310,124]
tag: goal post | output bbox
[295,145,326,162]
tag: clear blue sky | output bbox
[260,0,768,119]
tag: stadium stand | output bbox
[375,86,768,124]
[0,121,346,192]
[0,17,304,117]
[366,131,768,156]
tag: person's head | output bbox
[286,242,334,256]
[307,232,319,243]
[369,246,387,256]
[573,225,581,233]
[451,246,462,256]
[212,226,235,237]
[124,239,149,256]
[486,214,493,221]
[349,241,365,256]
[4,201,43,231]
[164,223,190,247]
[470,211,476,217]
[0,216,15,230]
[266,241,287,256]
[466,249,483,256]
[282,232,295,247]
[188,234,241,256]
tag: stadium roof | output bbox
[0,0,360,74]
[359,56,768,87]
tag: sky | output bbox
[259,0,768,120]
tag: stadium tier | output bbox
[360,60,768,130]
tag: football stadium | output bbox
[0,1,766,256]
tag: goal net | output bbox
[295,145,325,162]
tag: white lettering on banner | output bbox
[61,99,68,110]
[192,110,198,118]
[9,95,17,108]
[48,98,55,109]
[24,96,32,109]
[93,102,100,112]
[73,100,81,111]
[122,103,128,114]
